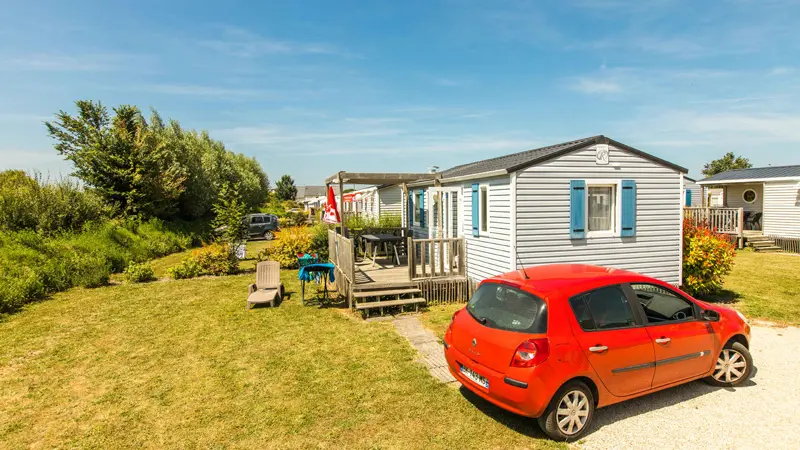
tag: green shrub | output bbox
[167,243,238,279]
[682,219,737,296]
[0,170,110,234]
[0,219,194,313]
[123,262,157,283]
[344,213,401,230]
[257,226,313,268]
[309,223,330,261]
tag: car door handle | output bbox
[655,337,671,345]
[589,346,608,353]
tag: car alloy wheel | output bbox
[713,348,747,384]
[556,390,590,436]
[263,231,274,241]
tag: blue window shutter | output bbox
[407,192,413,226]
[685,189,692,207]
[621,180,636,237]
[570,180,586,239]
[471,183,480,236]
[419,190,425,228]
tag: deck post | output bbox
[408,237,415,280]
[737,207,744,249]
[338,172,346,238]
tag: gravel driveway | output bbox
[579,325,800,450]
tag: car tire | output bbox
[704,341,753,387]
[263,231,274,241]
[537,380,595,442]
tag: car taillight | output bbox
[445,310,459,343]
[511,338,550,368]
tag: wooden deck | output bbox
[354,257,411,287]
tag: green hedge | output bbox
[0,219,193,314]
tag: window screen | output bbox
[588,185,615,232]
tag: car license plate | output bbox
[460,364,489,389]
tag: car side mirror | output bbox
[701,309,720,322]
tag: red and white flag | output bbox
[322,186,341,224]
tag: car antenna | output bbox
[514,246,529,279]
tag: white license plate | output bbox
[460,364,489,388]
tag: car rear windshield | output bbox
[467,282,547,333]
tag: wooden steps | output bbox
[353,288,421,298]
[746,234,783,253]
[353,282,427,317]
[354,298,426,310]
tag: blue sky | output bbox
[2,0,799,184]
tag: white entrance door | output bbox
[427,187,461,239]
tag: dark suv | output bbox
[245,214,279,240]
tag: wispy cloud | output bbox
[770,67,795,76]
[137,83,274,98]
[199,26,349,58]
[1,53,143,71]
[570,78,623,94]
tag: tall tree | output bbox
[46,101,186,218]
[275,175,298,201]
[45,100,270,220]
[702,152,753,177]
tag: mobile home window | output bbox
[588,185,615,233]
[480,185,489,233]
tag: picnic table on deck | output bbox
[297,263,335,305]
[361,234,403,267]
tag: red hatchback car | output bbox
[444,264,752,441]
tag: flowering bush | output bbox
[258,226,313,268]
[123,262,156,283]
[682,219,736,296]
[168,243,239,279]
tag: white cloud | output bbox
[570,78,623,94]
[138,84,274,98]
[770,67,795,75]
[199,26,348,58]
[1,53,142,72]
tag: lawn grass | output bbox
[0,271,561,449]
[149,239,273,278]
[718,249,800,325]
[420,303,464,340]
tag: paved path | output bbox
[393,315,456,384]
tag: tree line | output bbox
[45,100,270,222]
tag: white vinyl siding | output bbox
[443,175,512,281]
[377,185,402,218]
[683,177,702,207]
[515,144,683,285]
[762,181,800,238]
[724,183,763,213]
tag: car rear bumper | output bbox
[444,343,555,418]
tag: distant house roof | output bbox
[296,186,326,200]
[698,165,800,184]
[438,135,687,179]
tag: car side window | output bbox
[569,285,636,331]
[251,216,264,224]
[631,283,695,323]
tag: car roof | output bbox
[485,264,651,299]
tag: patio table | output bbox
[361,234,403,267]
[297,263,335,305]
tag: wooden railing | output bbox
[328,229,355,304]
[408,237,466,279]
[683,207,744,237]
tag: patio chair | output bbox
[746,212,763,231]
[247,261,284,310]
